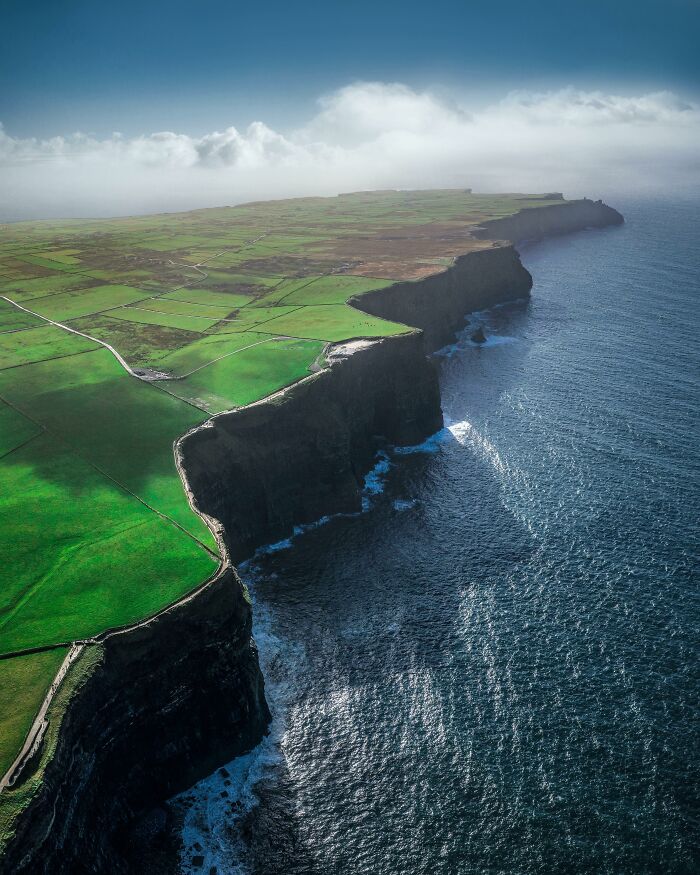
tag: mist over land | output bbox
[2,81,699,221]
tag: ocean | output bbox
[176,195,699,874]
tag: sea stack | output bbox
[471,326,487,344]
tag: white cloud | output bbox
[1,82,698,219]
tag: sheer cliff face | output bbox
[473,199,624,244]
[2,568,269,875]
[0,198,623,874]
[180,332,444,564]
[354,246,532,351]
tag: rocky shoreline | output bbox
[0,198,623,874]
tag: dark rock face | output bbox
[0,197,623,873]
[2,568,268,875]
[473,198,624,244]
[353,200,622,353]
[353,246,532,351]
[180,332,444,564]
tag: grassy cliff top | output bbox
[0,189,561,781]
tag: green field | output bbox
[0,189,562,796]
[0,650,67,777]
[24,285,148,321]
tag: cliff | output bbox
[353,246,532,351]
[0,197,622,873]
[474,197,624,243]
[180,332,443,563]
[353,199,623,351]
[0,567,269,874]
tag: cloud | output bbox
[1,83,699,219]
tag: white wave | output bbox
[436,330,519,358]
[361,450,393,510]
[447,418,509,479]
[177,590,303,875]
[392,427,451,455]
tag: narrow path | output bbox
[0,295,142,377]
[0,232,271,384]
[0,643,84,793]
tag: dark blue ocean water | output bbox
[179,196,700,874]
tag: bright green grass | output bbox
[162,288,255,309]
[106,307,217,332]
[0,273,97,299]
[157,338,324,413]
[279,274,393,305]
[260,304,412,342]
[207,305,303,334]
[0,325,99,371]
[0,434,217,654]
[0,647,102,850]
[0,300,44,333]
[0,349,216,548]
[157,331,271,376]
[0,402,41,458]
[0,649,67,776]
[127,298,236,320]
[24,285,148,321]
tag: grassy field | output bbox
[0,189,561,789]
[0,650,67,778]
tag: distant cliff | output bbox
[354,246,532,351]
[0,197,622,874]
[353,199,623,350]
[473,198,623,243]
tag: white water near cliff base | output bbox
[176,194,699,875]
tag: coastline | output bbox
[0,198,623,873]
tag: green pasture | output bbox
[162,288,255,309]
[0,649,67,777]
[0,324,98,371]
[25,285,148,322]
[0,300,43,333]
[208,305,303,333]
[260,304,411,342]
[156,338,324,413]
[107,306,218,332]
[156,331,272,376]
[279,274,393,305]
[0,349,216,546]
[0,273,97,299]
[0,433,217,654]
[0,402,41,458]
[128,298,236,320]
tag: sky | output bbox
[1,0,699,219]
